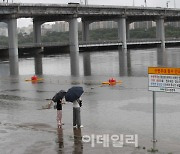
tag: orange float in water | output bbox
[109,78,116,83]
[31,75,38,81]
[102,78,122,85]
[109,78,116,85]
[25,76,44,82]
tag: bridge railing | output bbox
[165,38,180,42]
[1,38,180,50]
[18,42,69,48]
[80,38,161,44]
[79,40,121,45]
[127,38,161,42]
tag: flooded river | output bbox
[0,47,180,154]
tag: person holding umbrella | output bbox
[65,86,84,128]
[48,90,66,128]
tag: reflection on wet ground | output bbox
[0,75,180,154]
[73,128,83,154]
[121,103,180,113]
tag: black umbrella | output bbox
[52,90,66,102]
[65,86,84,102]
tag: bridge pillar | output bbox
[33,21,43,75]
[82,21,90,41]
[157,47,167,66]
[82,21,91,76]
[119,49,128,76]
[126,22,130,40]
[118,17,127,49]
[33,21,42,43]
[7,18,19,76]
[34,50,43,75]
[69,17,80,76]
[156,17,165,48]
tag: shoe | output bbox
[57,124,62,128]
[77,125,83,128]
[73,125,77,128]
[57,121,62,128]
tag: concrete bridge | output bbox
[1,3,180,76]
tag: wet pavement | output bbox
[0,75,180,154]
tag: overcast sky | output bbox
[10,0,179,27]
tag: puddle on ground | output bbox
[23,141,53,154]
[0,94,25,101]
[16,123,56,133]
[0,94,46,102]
[0,130,8,133]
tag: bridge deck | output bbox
[1,3,180,22]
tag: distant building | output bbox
[17,25,33,35]
[166,21,180,27]
[133,21,156,29]
[89,21,117,30]
[0,22,7,28]
[0,27,8,37]
[41,23,53,35]
[52,21,69,32]
[0,22,8,36]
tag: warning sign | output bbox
[148,67,180,93]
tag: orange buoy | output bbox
[109,78,116,85]
[102,78,122,85]
[31,75,38,81]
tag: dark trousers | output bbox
[73,107,81,127]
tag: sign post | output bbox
[152,91,157,150]
[148,67,180,151]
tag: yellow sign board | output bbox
[148,67,180,93]
[148,67,180,75]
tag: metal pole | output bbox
[174,0,176,8]
[144,0,148,29]
[166,1,170,8]
[85,0,88,5]
[145,0,147,7]
[152,91,157,150]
